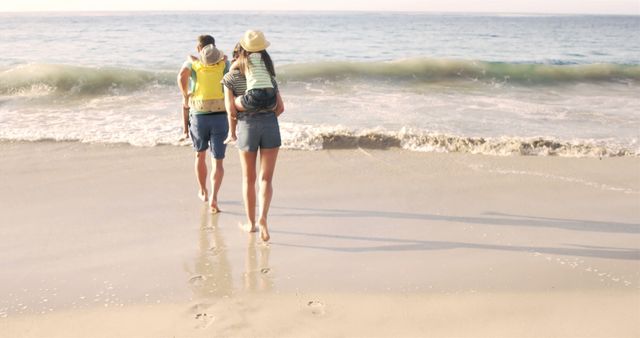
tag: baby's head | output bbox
[199,44,224,65]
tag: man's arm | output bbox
[177,67,191,140]
[180,106,190,141]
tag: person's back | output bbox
[232,30,277,112]
[245,52,274,91]
[177,35,229,213]
[189,44,227,113]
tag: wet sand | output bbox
[0,141,639,337]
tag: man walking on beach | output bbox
[178,35,229,212]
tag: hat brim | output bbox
[206,54,225,65]
[200,51,225,65]
[240,40,270,53]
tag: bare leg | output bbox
[209,158,224,212]
[239,150,258,232]
[195,151,208,202]
[257,147,279,242]
[234,96,246,112]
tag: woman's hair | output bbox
[236,47,276,77]
[231,43,242,62]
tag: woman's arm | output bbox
[274,90,284,117]
[223,85,238,144]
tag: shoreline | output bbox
[1,141,638,337]
[1,134,638,157]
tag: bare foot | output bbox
[198,189,208,202]
[209,197,220,213]
[258,221,270,242]
[239,222,257,233]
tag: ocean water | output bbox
[0,12,639,156]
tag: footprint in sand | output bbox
[260,267,271,274]
[208,246,222,256]
[190,303,215,329]
[307,301,325,315]
[194,312,215,329]
[188,275,207,288]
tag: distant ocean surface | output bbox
[1,12,639,156]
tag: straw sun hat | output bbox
[240,30,270,52]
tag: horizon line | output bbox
[0,9,638,16]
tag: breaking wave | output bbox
[279,58,640,84]
[1,124,636,157]
[0,63,174,96]
[278,125,637,157]
[2,58,638,98]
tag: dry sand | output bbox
[0,141,638,337]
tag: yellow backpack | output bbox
[189,60,225,113]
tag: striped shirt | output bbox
[246,53,274,90]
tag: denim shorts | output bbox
[241,88,277,111]
[189,113,229,159]
[237,112,281,152]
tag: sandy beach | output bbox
[0,141,639,337]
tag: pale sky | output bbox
[1,0,638,15]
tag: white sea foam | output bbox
[2,115,636,157]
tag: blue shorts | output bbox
[189,113,229,159]
[237,112,281,152]
[241,88,277,111]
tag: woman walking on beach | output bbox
[223,31,284,242]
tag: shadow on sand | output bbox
[268,206,639,260]
[271,206,640,234]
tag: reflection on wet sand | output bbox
[184,207,234,328]
[244,233,274,293]
[188,206,234,300]
[186,206,273,329]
